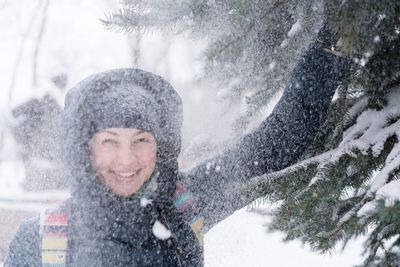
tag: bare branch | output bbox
[33,0,51,87]
[8,0,43,102]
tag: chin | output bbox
[112,184,143,197]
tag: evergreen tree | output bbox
[104,1,400,266]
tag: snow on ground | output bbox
[205,207,364,267]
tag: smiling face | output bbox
[89,128,157,197]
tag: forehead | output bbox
[96,128,145,136]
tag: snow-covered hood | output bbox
[61,68,183,199]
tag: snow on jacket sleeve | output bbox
[184,45,349,230]
[4,216,41,267]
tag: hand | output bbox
[317,23,343,57]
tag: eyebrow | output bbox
[101,130,118,136]
[132,130,145,136]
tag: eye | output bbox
[101,138,117,145]
[137,138,150,143]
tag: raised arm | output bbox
[184,39,349,230]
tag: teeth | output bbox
[116,171,136,177]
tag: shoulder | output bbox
[4,200,71,267]
[4,216,41,267]
[10,215,40,247]
[171,177,205,242]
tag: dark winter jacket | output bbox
[4,44,348,266]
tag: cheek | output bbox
[93,157,104,170]
[141,149,157,167]
[91,150,113,172]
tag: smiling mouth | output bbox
[111,169,141,181]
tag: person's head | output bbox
[62,69,183,201]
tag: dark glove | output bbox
[316,23,343,57]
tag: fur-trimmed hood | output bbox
[61,68,183,201]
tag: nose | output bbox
[116,145,138,168]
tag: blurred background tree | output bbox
[105,1,400,266]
